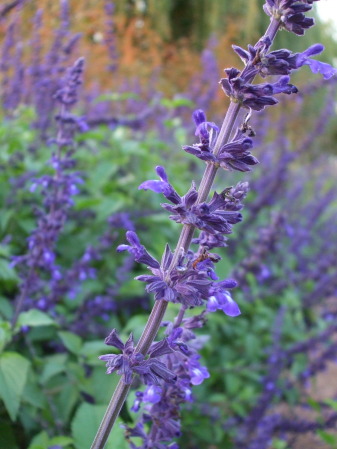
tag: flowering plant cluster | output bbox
[0,1,337,449]
[93,1,336,448]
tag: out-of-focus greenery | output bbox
[0,1,337,447]
[1,84,337,448]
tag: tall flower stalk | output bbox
[12,57,85,326]
[91,2,335,448]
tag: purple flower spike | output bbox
[117,231,160,269]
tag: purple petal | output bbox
[222,295,241,317]
[155,165,168,182]
[104,329,125,349]
[306,59,337,80]
[143,385,162,403]
[207,295,219,312]
[149,339,173,358]
[190,364,210,385]
[218,279,238,289]
[192,109,207,126]
[138,179,168,194]
[302,43,324,58]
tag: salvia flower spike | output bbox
[91,1,336,448]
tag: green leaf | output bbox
[307,397,322,412]
[160,97,194,109]
[271,438,289,449]
[89,367,119,404]
[22,372,45,409]
[94,92,140,103]
[71,403,128,449]
[27,431,49,449]
[49,435,74,446]
[0,296,13,320]
[58,331,83,354]
[317,430,337,446]
[0,320,12,352]
[0,352,30,420]
[79,340,108,359]
[40,354,68,384]
[0,259,18,282]
[15,309,56,330]
[323,398,337,411]
[55,381,80,423]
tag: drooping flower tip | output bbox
[138,168,181,204]
[104,328,124,349]
[188,356,210,385]
[117,231,160,269]
[223,296,241,317]
[192,109,207,126]
[207,288,241,317]
[304,43,324,58]
[155,165,168,181]
[126,230,140,246]
[306,58,337,80]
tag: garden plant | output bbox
[0,1,337,449]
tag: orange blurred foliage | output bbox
[0,0,240,112]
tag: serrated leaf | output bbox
[0,352,30,420]
[58,331,82,354]
[15,309,56,331]
[71,403,128,449]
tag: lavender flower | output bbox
[263,0,317,35]
[234,41,336,80]
[91,2,336,448]
[99,330,176,385]
[133,242,212,307]
[12,57,85,324]
[183,111,258,172]
[139,167,243,234]
[220,69,298,111]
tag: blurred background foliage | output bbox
[0,1,337,449]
